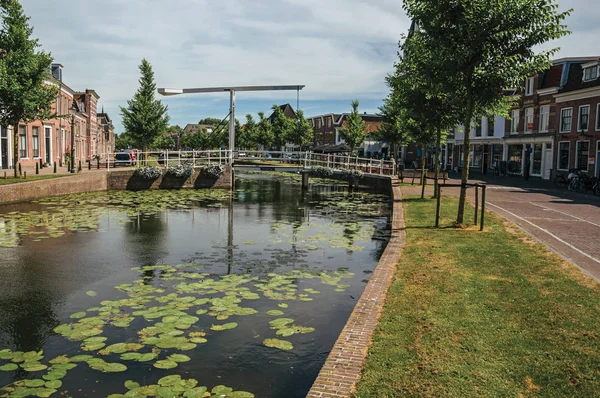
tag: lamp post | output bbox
[70,102,77,173]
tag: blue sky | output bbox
[21,0,598,134]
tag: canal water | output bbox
[0,173,390,397]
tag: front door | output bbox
[44,126,52,164]
[0,126,8,169]
[532,144,543,176]
[543,144,553,180]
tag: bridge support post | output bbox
[302,171,309,190]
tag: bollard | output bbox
[97,158,100,170]
[435,184,442,228]
[474,185,479,225]
[480,186,487,231]
[88,160,91,170]
[54,162,57,173]
[35,163,39,175]
[39,158,43,169]
[24,171,27,179]
[3,171,6,179]
[59,158,62,167]
[18,163,22,176]
[78,160,82,172]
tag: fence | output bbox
[435,183,487,231]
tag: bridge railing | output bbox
[103,150,232,171]
[303,152,396,176]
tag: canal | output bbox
[0,173,390,397]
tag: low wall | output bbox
[0,172,108,204]
[107,166,233,191]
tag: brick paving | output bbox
[306,181,405,398]
[403,176,600,282]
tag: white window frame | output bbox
[577,105,590,133]
[560,107,573,133]
[18,125,28,160]
[32,126,40,159]
[557,141,570,171]
[44,126,52,164]
[524,107,534,133]
[576,140,590,171]
[583,66,599,82]
[539,105,550,133]
[510,109,519,134]
[525,77,534,96]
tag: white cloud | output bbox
[20,0,600,133]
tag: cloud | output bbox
[20,0,600,133]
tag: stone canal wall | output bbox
[306,179,405,398]
[0,171,108,205]
[0,166,233,205]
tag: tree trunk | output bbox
[12,126,18,178]
[433,127,441,199]
[421,144,427,199]
[457,78,474,224]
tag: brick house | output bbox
[0,64,114,171]
[553,57,600,177]
[97,110,115,156]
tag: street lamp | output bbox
[70,101,77,173]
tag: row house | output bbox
[0,64,114,170]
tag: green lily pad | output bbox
[22,363,48,372]
[86,291,97,296]
[103,363,128,373]
[168,354,191,363]
[268,318,294,328]
[0,349,13,360]
[0,363,18,371]
[212,385,233,395]
[183,386,208,397]
[157,387,175,397]
[24,379,46,388]
[70,355,93,363]
[153,360,178,369]
[120,353,143,361]
[36,388,58,397]
[44,380,62,389]
[278,303,288,309]
[48,355,71,364]
[263,338,294,351]
[125,380,140,390]
[136,353,159,362]
[70,311,87,319]
[230,392,255,398]
[210,322,238,331]
[266,310,284,316]
[42,370,67,380]
[190,337,208,344]
[82,342,106,351]
[158,375,181,387]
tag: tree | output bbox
[180,130,207,150]
[114,132,136,150]
[151,134,175,150]
[270,105,293,150]
[255,112,274,150]
[377,92,409,160]
[198,118,222,126]
[288,110,313,150]
[0,0,56,177]
[340,100,366,154]
[403,0,571,224]
[241,114,258,150]
[167,125,182,135]
[120,58,170,155]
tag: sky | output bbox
[20,0,600,134]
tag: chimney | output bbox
[51,63,63,81]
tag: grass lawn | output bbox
[355,195,600,397]
[0,174,71,185]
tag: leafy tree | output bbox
[151,134,175,150]
[198,118,222,126]
[340,100,366,154]
[180,130,208,150]
[114,132,136,150]
[255,112,274,150]
[167,125,182,135]
[241,114,258,150]
[288,110,313,150]
[120,58,170,155]
[377,92,410,161]
[403,0,571,223]
[0,0,56,177]
[270,105,293,150]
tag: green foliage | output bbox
[0,0,57,177]
[255,112,274,150]
[180,130,208,150]
[167,124,182,134]
[151,134,175,150]
[133,166,162,180]
[340,100,366,154]
[120,59,170,152]
[270,105,293,150]
[239,114,257,150]
[288,110,313,150]
[114,132,136,150]
[197,118,222,126]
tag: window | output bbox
[576,141,589,171]
[475,122,482,137]
[539,105,550,132]
[578,105,590,132]
[525,77,534,96]
[558,142,570,170]
[487,117,495,137]
[524,108,534,133]
[19,126,27,158]
[583,66,599,82]
[560,108,572,133]
[327,118,331,128]
[511,109,519,134]
[32,126,40,158]
[597,104,600,131]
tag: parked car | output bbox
[114,150,136,167]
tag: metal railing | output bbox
[99,150,396,176]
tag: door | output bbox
[543,144,553,180]
[532,144,543,176]
[596,141,600,177]
[44,127,52,164]
[0,126,8,169]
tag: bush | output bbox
[340,169,363,182]
[133,166,162,180]
[311,166,334,178]
[200,164,224,179]
[166,164,193,179]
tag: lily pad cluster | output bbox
[108,376,254,397]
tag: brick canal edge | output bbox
[306,180,406,398]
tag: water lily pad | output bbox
[263,338,293,351]
[86,291,97,296]
[212,385,233,395]
[0,363,18,371]
[230,392,255,398]
[158,375,182,387]
[69,355,93,363]
[125,380,140,390]
[153,360,178,369]
[168,354,191,363]
[266,310,284,316]
[103,363,128,373]
[48,355,71,364]
[210,322,238,331]
[268,318,294,328]
[120,353,143,361]
[182,386,208,397]
[136,353,158,362]
[70,312,87,319]
[42,370,67,380]
[277,303,288,309]
[22,363,48,372]
[44,380,62,389]
[36,388,58,397]
[0,349,13,360]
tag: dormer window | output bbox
[525,77,534,96]
[583,65,599,82]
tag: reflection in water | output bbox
[0,173,390,398]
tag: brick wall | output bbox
[107,166,233,191]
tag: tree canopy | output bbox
[340,100,366,154]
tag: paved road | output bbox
[403,178,600,281]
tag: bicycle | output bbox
[554,173,569,189]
